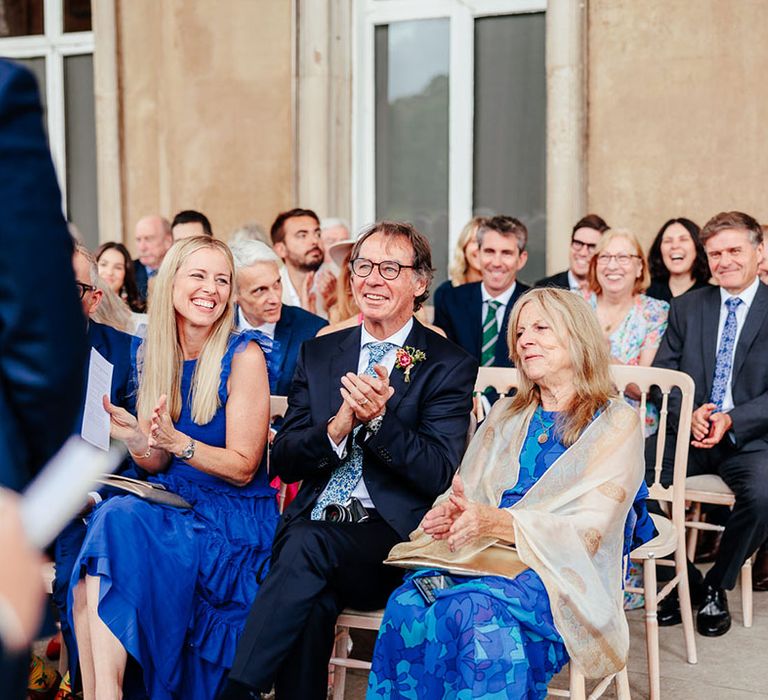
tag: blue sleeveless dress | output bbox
[368,407,655,700]
[68,332,279,700]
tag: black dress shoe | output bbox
[696,585,731,637]
[657,588,682,626]
[753,542,768,591]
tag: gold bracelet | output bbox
[129,445,151,459]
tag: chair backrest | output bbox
[471,365,694,525]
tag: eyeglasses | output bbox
[75,282,96,299]
[595,254,641,267]
[571,239,597,253]
[350,258,414,280]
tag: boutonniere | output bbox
[395,346,426,383]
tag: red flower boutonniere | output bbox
[395,346,426,383]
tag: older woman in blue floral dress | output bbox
[368,288,653,699]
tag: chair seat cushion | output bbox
[685,474,734,495]
[630,513,678,559]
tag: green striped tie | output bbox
[481,300,502,366]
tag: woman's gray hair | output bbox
[229,239,283,271]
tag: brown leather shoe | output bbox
[753,541,768,592]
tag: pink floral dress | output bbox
[589,293,669,435]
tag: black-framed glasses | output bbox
[350,257,414,280]
[75,282,96,299]
[571,239,597,253]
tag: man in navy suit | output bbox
[51,246,139,673]
[653,211,768,637]
[133,215,173,300]
[230,239,327,395]
[434,215,530,367]
[0,59,87,698]
[535,214,609,293]
[224,222,476,699]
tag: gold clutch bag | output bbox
[385,543,528,579]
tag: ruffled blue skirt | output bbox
[68,464,278,700]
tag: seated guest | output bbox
[133,215,172,300]
[230,239,327,395]
[319,217,351,267]
[270,207,336,318]
[646,218,711,302]
[369,288,647,698]
[587,229,668,435]
[230,221,271,246]
[431,216,486,312]
[52,245,139,683]
[172,209,214,240]
[535,214,609,294]
[652,211,768,636]
[96,242,146,313]
[434,215,530,367]
[757,224,768,285]
[223,221,477,699]
[69,237,279,699]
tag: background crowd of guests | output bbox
[4,57,768,700]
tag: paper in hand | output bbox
[81,347,113,451]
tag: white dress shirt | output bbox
[481,281,517,329]
[716,277,760,413]
[324,317,414,508]
[280,266,329,319]
[237,307,276,340]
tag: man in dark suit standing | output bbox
[535,213,609,293]
[0,59,87,698]
[653,211,768,637]
[133,215,173,300]
[230,239,327,395]
[434,215,530,367]
[224,222,476,699]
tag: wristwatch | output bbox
[177,437,195,461]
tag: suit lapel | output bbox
[468,284,483,358]
[328,326,363,417]
[274,310,294,377]
[701,287,720,393]
[732,283,768,382]
[386,318,427,414]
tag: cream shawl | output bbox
[386,398,644,678]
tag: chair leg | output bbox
[686,502,702,560]
[614,666,631,700]
[643,559,661,700]
[331,626,350,700]
[741,558,753,628]
[675,540,698,664]
[568,663,586,700]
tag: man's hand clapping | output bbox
[341,365,394,424]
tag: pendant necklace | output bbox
[533,408,555,444]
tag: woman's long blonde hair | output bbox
[507,288,617,445]
[137,237,236,425]
[448,216,486,286]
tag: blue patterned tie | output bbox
[709,297,742,410]
[311,341,396,520]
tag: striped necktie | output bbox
[481,300,502,366]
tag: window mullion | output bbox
[46,45,68,215]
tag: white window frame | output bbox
[352,0,546,255]
[0,0,95,212]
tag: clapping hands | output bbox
[148,394,184,454]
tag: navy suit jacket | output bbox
[271,319,477,540]
[433,280,529,367]
[654,282,768,454]
[134,259,149,300]
[0,61,87,491]
[273,305,328,396]
[534,270,571,290]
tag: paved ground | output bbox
[340,586,768,699]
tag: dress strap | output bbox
[220,330,281,399]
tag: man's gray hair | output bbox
[230,221,271,246]
[320,217,350,232]
[229,239,283,271]
[73,242,99,285]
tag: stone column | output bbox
[545,0,587,273]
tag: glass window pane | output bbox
[0,0,43,37]
[473,13,546,284]
[375,19,450,287]
[64,54,99,249]
[64,0,91,32]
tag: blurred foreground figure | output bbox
[0,58,87,698]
